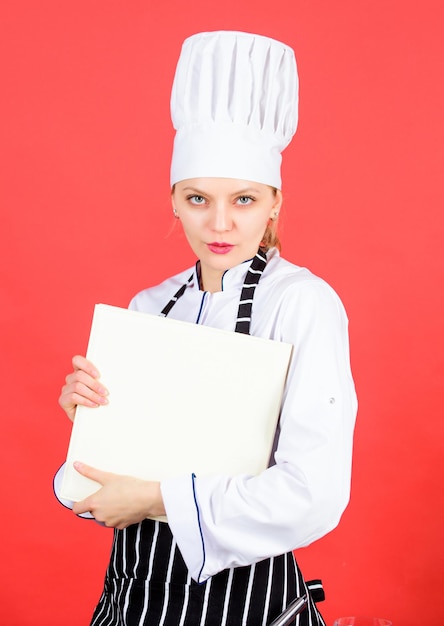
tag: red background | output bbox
[1,1,443,624]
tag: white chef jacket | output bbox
[128,248,357,583]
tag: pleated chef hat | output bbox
[170,31,298,189]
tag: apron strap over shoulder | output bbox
[235,249,267,335]
[159,274,194,317]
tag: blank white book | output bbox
[61,304,292,513]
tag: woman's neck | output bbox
[199,264,224,293]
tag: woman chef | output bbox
[55,31,357,626]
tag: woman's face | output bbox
[172,178,282,292]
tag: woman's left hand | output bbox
[72,462,165,529]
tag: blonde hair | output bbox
[260,219,281,252]
[259,187,281,251]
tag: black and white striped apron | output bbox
[90,250,326,626]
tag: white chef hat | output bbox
[170,31,298,190]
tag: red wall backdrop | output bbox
[1,2,443,624]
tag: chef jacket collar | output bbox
[191,247,278,293]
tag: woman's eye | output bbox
[188,195,206,205]
[237,196,254,205]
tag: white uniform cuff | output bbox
[161,474,207,582]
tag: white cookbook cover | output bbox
[61,304,292,510]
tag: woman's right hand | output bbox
[59,355,108,422]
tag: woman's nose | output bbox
[210,204,233,232]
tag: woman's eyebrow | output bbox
[233,188,261,195]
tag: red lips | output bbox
[207,242,234,254]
